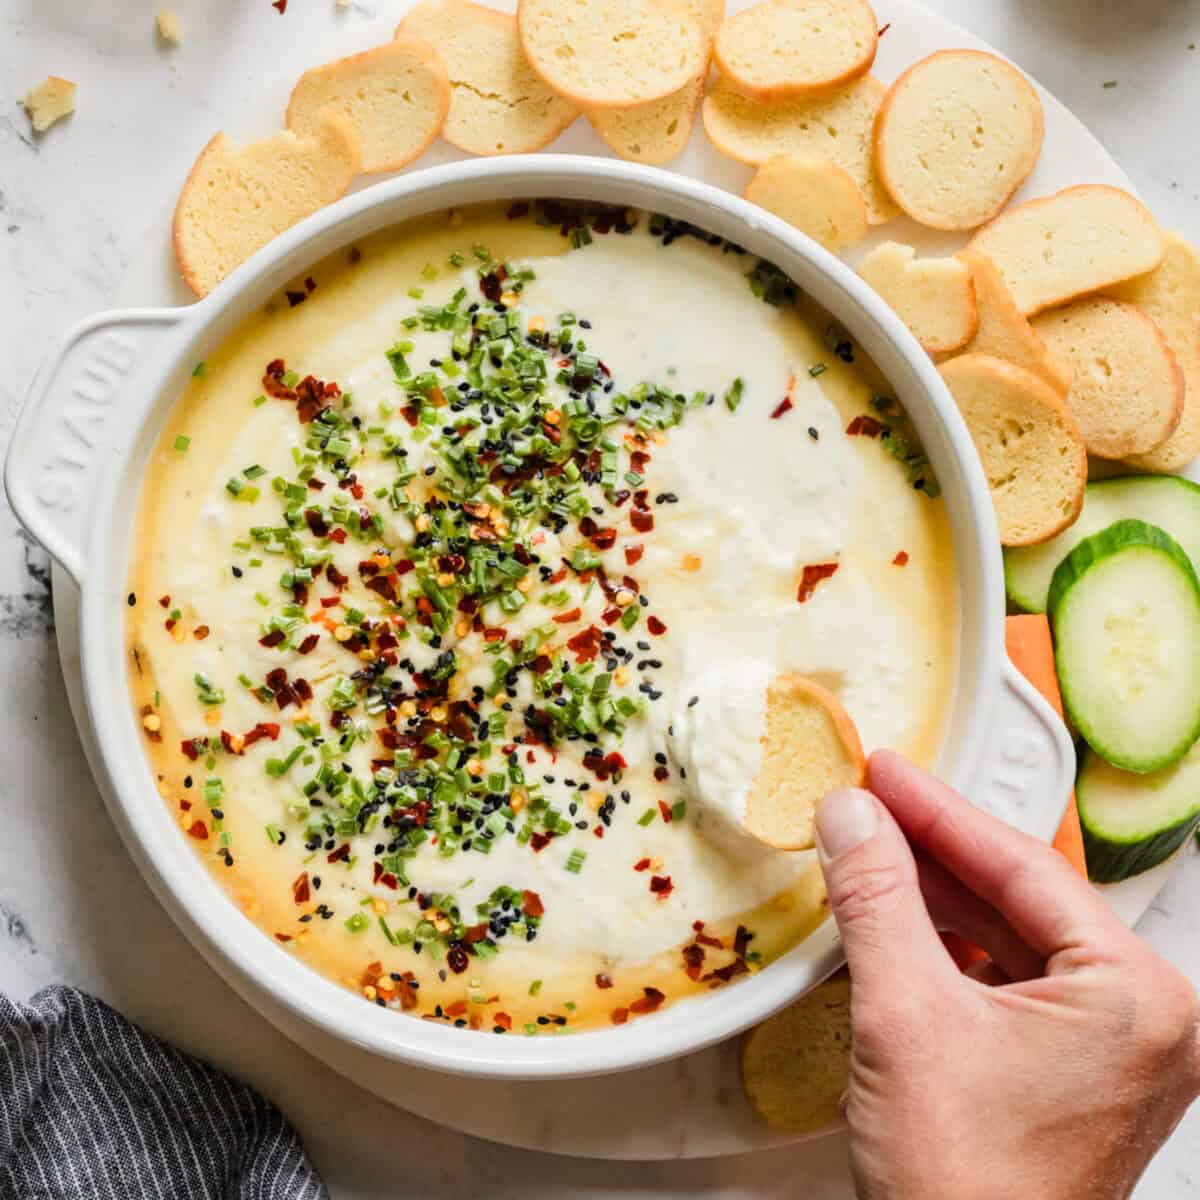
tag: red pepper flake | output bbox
[259,630,286,648]
[796,562,839,604]
[552,607,582,625]
[395,972,419,1010]
[630,508,654,533]
[297,633,320,654]
[893,550,910,567]
[529,831,555,853]
[193,625,210,641]
[601,605,621,626]
[186,820,209,840]
[682,943,705,980]
[649,875,674,900]
[653,764,669,783]
[633,857,651,872]
[180,738,206,761]
[292,872,310,904]
[878,20,891,36]
[493,1012,513,1031]
[846,414,887,438]
[630,987,665,1014]
[329,528,347,544]
[326,842,351,864]
[274,932,293,943]
[521,890,545,918]
[770,396,794,420]
[610,1007,630,1025]
[624,544,644,566]
[242,722,281,748]
[658,799,673,823]
[272,0,287,12]
[595,973,614,990]
[566,625,604,662]
[158,595,170,608]
[646,615,667,636]
[692,920,725,949]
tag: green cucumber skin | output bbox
[1081,809,1200,884]
[1005,475,1200,613]
[1049,519,1200,774]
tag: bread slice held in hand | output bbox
[1032,297,1183,459]
[703,74,897,223]
[743,675,866,852]
[1115,232,1200,473]
[939,354,1087,547]
[173,113,362,298]
[859,241,978,353]
[714,0,878,102]
[952,248,1072,396]
[744,155,868,252]
[966,185,1165,316]
[286,35,449,173]
[740,971,851,1133]
[518,0,707,109]
[399,0,577,155]
[874,50,1044,231]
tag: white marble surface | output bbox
[2,0,1199,1195]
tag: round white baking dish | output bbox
[5,155,1073,1079]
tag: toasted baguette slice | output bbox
[874,50,1043,232]
[1117,233,1200,473]
[287,36,448,174]
[740,971,851,1133]
[743,675,866,852]
[952,248,1072,396]
[714,0,877,102]
[939,354,1086,547]
[173,113,361,298]
[860,242,978,354]
[1032,297,1183,459]
[588,75,704,164]
[518,0,706,109]
[683,0,726,37]
[966,185,1165,316]
[23,77,76,133]
[703,74,897,224]
[399,0,577,155]
[743,155,868,252]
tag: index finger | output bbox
[867,749,1123,960]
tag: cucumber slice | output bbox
[1004,475,1200,613]
[1048,519,1200,773]
[1078,742,1200,883]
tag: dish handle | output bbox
[4,309,184,586]
[966,661,1076,843]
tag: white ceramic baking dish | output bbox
[5,156,1073,1080]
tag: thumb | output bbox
[816,788,955,998]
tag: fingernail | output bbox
[816,789,879,859]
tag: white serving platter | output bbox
[49,0,1189,1160]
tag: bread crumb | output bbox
[157,9,183,44]
[23,76,76,134]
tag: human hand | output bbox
[815,750,1200,1200]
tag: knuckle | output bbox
[1140,969,1200,1059]
[828,860,914,928]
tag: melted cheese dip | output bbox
[128,204,958,1034]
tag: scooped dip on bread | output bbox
[127,201,957,1033]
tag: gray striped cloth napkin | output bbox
[0,986,328,1199]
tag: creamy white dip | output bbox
[128,204,957,1031]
